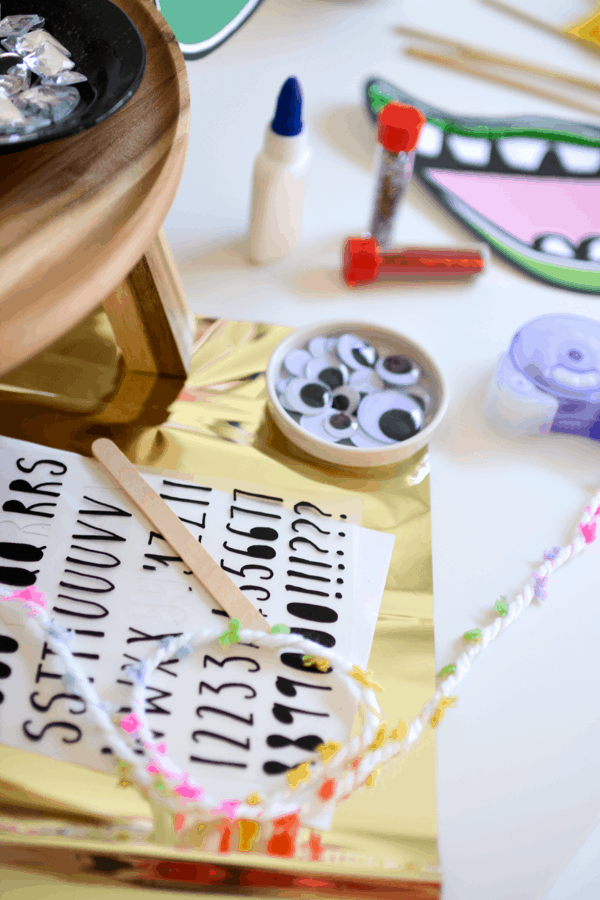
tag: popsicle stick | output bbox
[397,25,600,93]
[405,47,600,118]
[91,438,270,632]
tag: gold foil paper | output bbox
[0,316,439,894]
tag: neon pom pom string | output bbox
[2,485,599,842]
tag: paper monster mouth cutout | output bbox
[365,78,600,294]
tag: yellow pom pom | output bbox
[430,696,457,728]
[302,654,330,672]
[287,761,312,789]
[316,741,342,762]
[369,722,387,750]
[246,792,262,806]
[350,665,383,692]
[389,720,408,741]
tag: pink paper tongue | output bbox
[427,169,600,245]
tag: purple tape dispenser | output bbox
[485,314,600,439]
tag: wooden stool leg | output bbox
[103,228,194,380]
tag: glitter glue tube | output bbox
[248,77,312,264]
[368,102,426,250]
[343,237,486,286]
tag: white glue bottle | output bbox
[248,76,311,264]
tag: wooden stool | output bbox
[0,0,192,428]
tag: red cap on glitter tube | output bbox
[377,102,426,153]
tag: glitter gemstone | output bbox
[17,29,71,58]
[0,15,45,39]
[0,74,21,97]
[14,84,79,122]
[23,42,74,78]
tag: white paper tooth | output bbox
[497,137,549,171]
[447,134,491,167]
[582,237,600,262]
[417,122,443,158]
[536,235,576,258]
[555,142,600,174]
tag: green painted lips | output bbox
[365,78,600,294]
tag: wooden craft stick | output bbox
[91,438,270,632]
[478,0,577,39]
[397,25,600,93]
[405,47,600,118]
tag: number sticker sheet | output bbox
[0,436,394,808]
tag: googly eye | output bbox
[308,336,328,358]
[285,378,332,416]
[375,355,420,387]
[323,412,357,440]
[276,377,292,395]
[298,410,332,442]
[305,356,349,389]
[357,392,424,444]
[284,349,313,377]
[348,424,388,448]
[406,384,431,411]
[337,334,378,369]
[331,385,360,414]
[349,368,384,394]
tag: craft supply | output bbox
[0,434,394,843]
[342,236,485,286]
[3,443,599,856]
[0,1,145,154]
[267,321,447,467]
[396,25,600,100]
[0,13,87,138]
[91,438,269,632]
[404,46,600,119]
[485,313,600,439]
[248,76,312,264]
[364,77,600,294]
[480,0,600,53]
[368,101,425,250]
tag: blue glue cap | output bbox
[271,76,303,137]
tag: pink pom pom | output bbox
[580,520,597,544]
[3,587,48,615]
[120,713,142,734]
[212,799,240,820]
[174,775,204,802]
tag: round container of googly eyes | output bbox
[266,322,447,467]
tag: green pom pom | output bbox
[437,664,457,679]
[271,623,290,634]
[463,628,483,644]
[495,597,509,617]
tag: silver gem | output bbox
[7,63,31,90]
[0,73,21,97]
[0,14,45,39]
[17,29,71,58]
[0,93,23,130]
[14,84,79,122]
[42,70,87,86]
[23,42,74,78]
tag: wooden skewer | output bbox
[396,25,600,94]
[91,438,270,632]
[478,0,581,40]
[405,47,600,118]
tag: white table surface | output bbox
[162,1,600,897]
